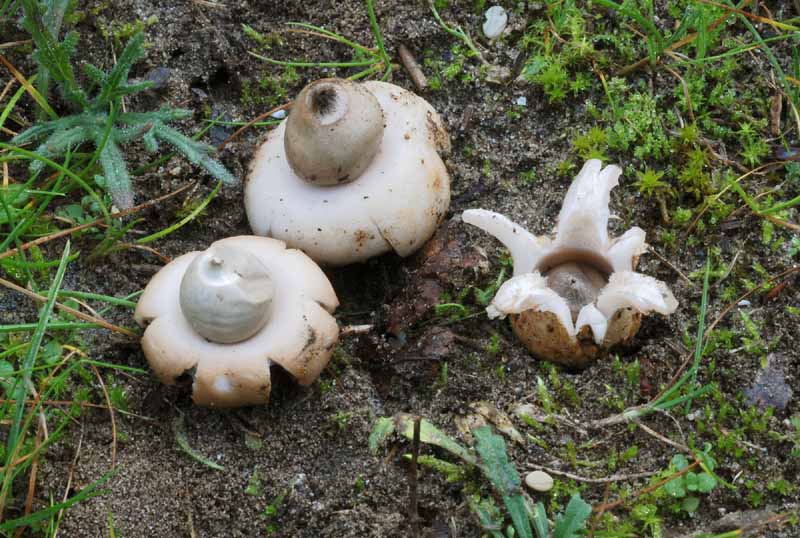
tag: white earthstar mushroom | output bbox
[134,236,339,407]
[463,159,678,368]
[245,78,451,266]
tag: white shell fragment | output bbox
[482,6,508,39]
[463,159,678,368]
[134,236,339,407]
[525,470,554,492]
[246,79,451,266]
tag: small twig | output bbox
[593,461,700,512]
[636,421,690,453]
[525,463,659,484]
[409,416,421,538]
[190,0,226,7]
[340,324,374,337]
[588,482,612,538]
[398,44,428,91]
[0,276,138,338]
[586,403,651,429]
[0,40,32,50]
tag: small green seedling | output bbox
[656,454,718,514]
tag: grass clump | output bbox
[12,0,236,209]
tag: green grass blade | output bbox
[0,471,113,531]
[3,240,70,456]
[174,416,225,471]
[684,256,711,412]
[136,181,221,244]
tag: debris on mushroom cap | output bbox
[246,79,451,266]
[463,159,678,367]
[134,236,339,407]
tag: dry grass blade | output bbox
[89,363,118,468]
[0,181,196,261]
[0,276,138,338]
[696,0,799,31]
[15,421,45,538]
[217,102,291,150]
[0,53,57,119]
[0,41,32,50]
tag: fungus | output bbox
[133,236,339,407]
[463,159,678,368]
[245,78,451,266]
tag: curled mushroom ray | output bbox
[463,159,678,368]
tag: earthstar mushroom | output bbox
[134,236,339,407]
[463,159,678,368]
[245,78,451,266]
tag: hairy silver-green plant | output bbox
[13,0,237,208]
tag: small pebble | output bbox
[271,109,287,119]
[482,6,508,39]
[744,353,793,411]
[515,96,527,107]
[144,67,171,90]
[525,470,554,492]
[738,299,751,307]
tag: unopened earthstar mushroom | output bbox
[134,236,339,407]
[246,78,451,266]
[463,159,678,368]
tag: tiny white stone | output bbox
[737,299,751,307]
[271,109,287,119]
[482,6,508,39]
[525,470,554,492]
[515,96,527,107]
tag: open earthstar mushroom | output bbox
[245,78,451,266]
[133,236,339,407]
[463,159,678,368]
